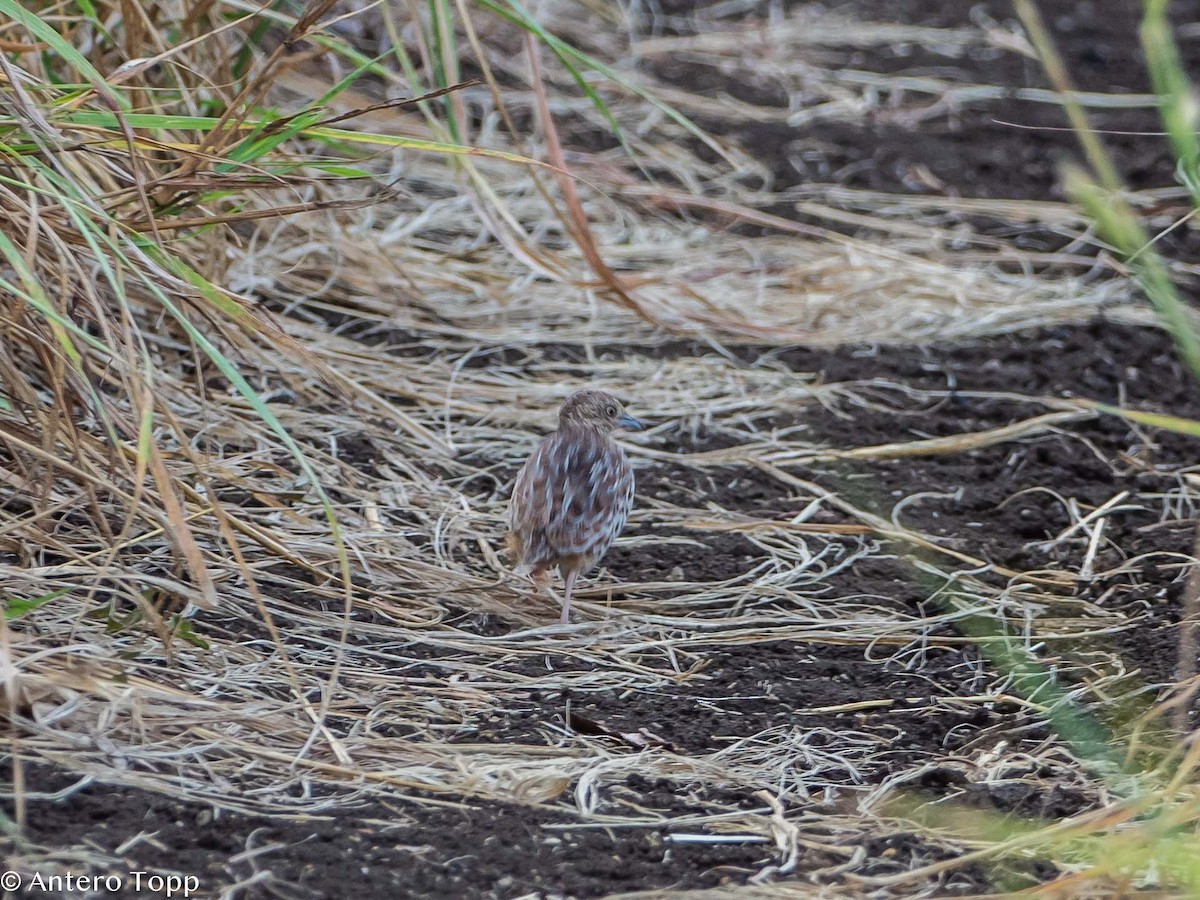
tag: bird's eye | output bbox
[606,405,617,417]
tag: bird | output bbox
[507,390,644,624]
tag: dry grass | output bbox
[1,0,1196,896]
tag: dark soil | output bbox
[648,0,1200,262]
[8,315,1192,898]
[7,1,1200,898]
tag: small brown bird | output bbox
[507,390,644,624]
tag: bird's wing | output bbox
[509,435,558,535]
[540,434,632,558]
[510,430,634,562]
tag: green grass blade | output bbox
[0,0,129,111]
[36,109,550,168]
[1064,163,1200,383]
[1141,0,1200,206]
[0,231,108,358]
[5,588,71,620]
[1014,0,1122,192]
[471,0,734,164]
[1089,402,1200,438]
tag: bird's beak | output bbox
[617,413,645,431]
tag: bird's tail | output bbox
[504,533,532,576]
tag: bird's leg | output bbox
[560,567,579,625]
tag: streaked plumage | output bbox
[507,390,643,624]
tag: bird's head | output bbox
[558,390,644,434]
